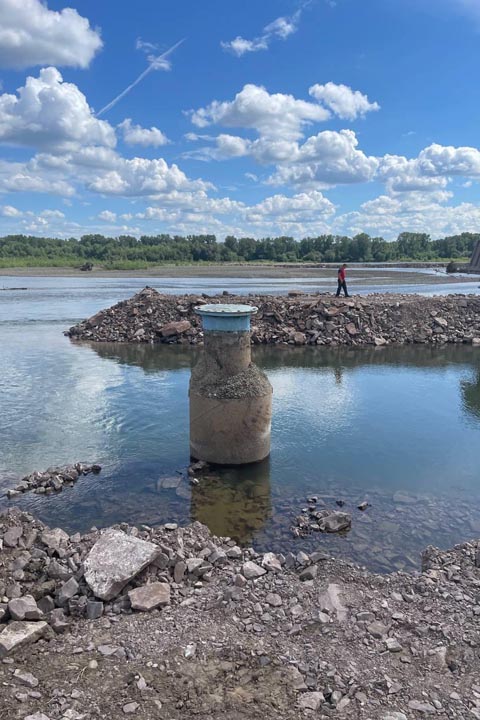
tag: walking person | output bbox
[336,263,350,297]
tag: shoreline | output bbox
[1,506,479,719]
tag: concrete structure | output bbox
[189,304,272,465]
[467,240,480,273]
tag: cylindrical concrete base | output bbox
[189,388,272,465]
[189,307,272,465]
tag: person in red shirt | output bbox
[336,263,350,297]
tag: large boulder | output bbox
[159,320,192,337]
[84,529,161,601]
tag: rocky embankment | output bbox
[66,287,480,347]
[5,464,101,500]
[2,507,480,719]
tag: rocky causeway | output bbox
[66,287,480,348]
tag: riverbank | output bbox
[67,287,480,347]
[0,261,464,279]
[1,506,479,720]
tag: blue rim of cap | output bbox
[194,303,258,317]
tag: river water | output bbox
[0,271,479,572]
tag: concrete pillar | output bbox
[189,304,272,465]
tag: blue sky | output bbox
[0,0,480,240]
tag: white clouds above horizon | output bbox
[338,190,480,239]
[3,187,480,241]
[189,84,380,189]
[1,58,480,240]
[0,0,102,70]
[86,156,210,197]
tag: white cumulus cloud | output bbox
[268,130,379,187]
[98,210,117,222]
[417,143,480,177]
[246,190,335,223]
[190,83,330,141]
[309,82,380,120]
[87,157,210,197]
[1,204,22,216]
[0,67,115,151]
[0,0,102,70]
[118,119,169,147]
[188,83,381,189]
[378,144,480,194]
[338,190,480,239]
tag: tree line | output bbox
[0,231,477,268]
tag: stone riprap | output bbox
[2,507,480,718]
[4,462,101,499]
[84,529,162,601]
[66,286,480,347]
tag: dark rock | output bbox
[86,600,104,620]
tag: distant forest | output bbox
[0,231,477,269]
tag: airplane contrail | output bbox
[96,39,185,117]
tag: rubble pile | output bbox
[2,507,480,718]
[4,464,101,499]
[66,287,480,347]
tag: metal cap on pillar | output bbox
[189,303,272,465]
[195,303,258,331]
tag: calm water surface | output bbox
[0,274,479,572]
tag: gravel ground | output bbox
[1,508,480,720]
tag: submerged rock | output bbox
[318,511,352,533]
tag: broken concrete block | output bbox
[8,595,43,621]
[84,529,160,601]
[128,582,171,611]
[0,621,48,659]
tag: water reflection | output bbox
[88,340,480,373]
[87,341,198,372]
[462,370,480,419]
[190,459,271,544]
[3,337,480,572]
